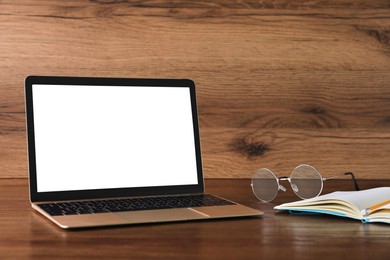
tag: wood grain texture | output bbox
[1,178,390,259]
[1,1,390,178]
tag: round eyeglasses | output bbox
[251,164,360,203]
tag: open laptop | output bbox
[25,76,263,229]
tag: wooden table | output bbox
[1,178,389,259]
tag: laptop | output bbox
[25,76,263,229]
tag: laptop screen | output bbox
[25,77,204,202]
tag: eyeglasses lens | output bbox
[251,168,279,202]
[290,164,323,199]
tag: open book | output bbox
[274,187,390,224]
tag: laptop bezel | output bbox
[25,76,205,203]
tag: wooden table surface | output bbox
[1,178,389,259]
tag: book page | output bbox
[320,187,390,211]
[276,187,390,212]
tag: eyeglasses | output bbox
[251,164,360,202]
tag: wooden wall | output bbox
[1,0,390,179]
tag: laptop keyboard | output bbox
[38,194,235,216]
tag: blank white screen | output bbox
[32,84,199,192]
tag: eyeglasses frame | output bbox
[251,164,360,202]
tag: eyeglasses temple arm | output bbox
[344,172,360,191]
[323,172,360,191]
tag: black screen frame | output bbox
[25,76,205,202]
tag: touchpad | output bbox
[115,208,207,224]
